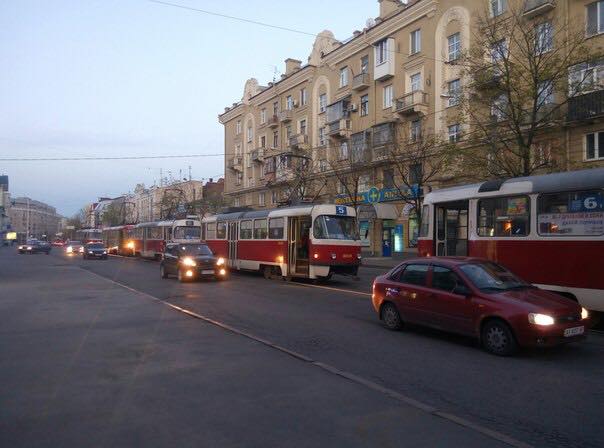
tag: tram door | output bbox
[288,217,311,276]
[227,221,238,268]
[435,201,469,256]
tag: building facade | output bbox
[220,0,603,256]
[0,176,10,242]
[8,197,62,241]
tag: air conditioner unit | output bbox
[349,103,358,112]
[293,100,299,108]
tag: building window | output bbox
[535,21,553,54]
[236,120,242,135]
[286,125,292,139]
[235,144,242,156]
[537,81,554,105]
[409,163,423,184]
[447,79,461,107]
[361,55,369,73]
[410,120,422,142]
[375,39,390,65]
[339,141,349,160]
[236,172,243,186]
[337,177,348,194]
[339,67,349,87]
[383,85,393,109]
[568,59,604,95]
[273,101,279,115]
[359,174,371,193]
[260,108,266,124]
[272,131,278,148]
[491,0,506,17]
[319,127,326,146]
[448,32,461,62]
[360,94,369,116]
[586,131,604,160]
[319,93,327,113]
[260,135,266,148]
[491,39,508,63]
[286,95,293,110]
[247,125,253,143]
[410,73,421,92]
[300,88,307,106]
[319,159,328,172]
[299,119,307,135]
[410,29,421,55]
[587,1,604,35]
[383,168,394,189]
[448,124,461,143]
[491,94,508,121]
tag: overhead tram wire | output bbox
[0,153,224,162]
[144,0,472,68]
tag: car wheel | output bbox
[482,320,518,356]
[381,302,403,331]
[160,264,168,279]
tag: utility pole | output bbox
[188,165,192,181]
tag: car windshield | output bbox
[179,245,212,256]
[313,215,360,240]
[87,243,105,249]
[173,226,201,240]
[460,262,529,292]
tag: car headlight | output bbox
[103,251,107,254]
[67,246,73,252]
[79,247,84,253]
[18,246,23,249]
[216,257,225,266]
[581,307,589,320]
[528,313,555,326]
[89,251,94,254]
[181,257,196,267]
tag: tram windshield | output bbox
[313,215,359,240]
[173,226,201,240]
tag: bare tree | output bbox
[101,202,123,227]
[327,138,372,212]
[459,3,597,177]
[159,188,187,219]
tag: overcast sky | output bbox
[0,0,377,216]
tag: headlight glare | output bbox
[581,307,589,320]
[182,257,196,267]
[216,257,225,266]
[528,313,555,326]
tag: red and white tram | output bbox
[202,204,361,280]
[418,168,604,312]
[102,218,201,257]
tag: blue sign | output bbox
[335,205,347,216]
[367,187,380,204]
[336,186,423,205]
[569,192,603,212]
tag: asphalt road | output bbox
[2,248,603,448]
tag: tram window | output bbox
[269,218,284,239]
[477,196,530,237]
[420,205,430,237]
[537,190,604,236]
[240,220,253,239]
[216,222,227,239]
[254,219,268,239]
[206,223,216,240]
[148,227,162,239]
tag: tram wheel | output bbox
[263,266,272,280]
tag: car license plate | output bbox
[202,270,214,275]
[564,326,584,337]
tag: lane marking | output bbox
[80,266,532,448]
[282,280,372,297]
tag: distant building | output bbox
[131,179,204,222]
[203,178,224,200]
[0,175,10,241]
[8,197,62,240]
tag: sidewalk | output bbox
[361,250,419,269]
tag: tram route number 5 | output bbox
[336,206,348,216]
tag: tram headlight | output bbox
[182,257,196,267]
[126,241,135,250]
[581,307,589,320]
[216,257,225,266]
[528,313,555,326]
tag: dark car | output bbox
[83,242,108,259]
[161,243,228,282]
[372,257,590,356]
[18,240,51,255]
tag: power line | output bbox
[0,153,223,162]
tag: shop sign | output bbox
[335,185,422,205]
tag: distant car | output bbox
[83,242,108,260]
[52,240,65,247]
[372,257,590,356]
[160,242,228,282]
[65,241,84,255]
[18,240,51,255]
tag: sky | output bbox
[0,0,378,216]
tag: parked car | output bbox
[372,257,590,356]
[65,241,84,255]
[83,242,108,259]
[160,242,228,282]
[52,239,65,247]
[18,240,51,255]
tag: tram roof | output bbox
[208,204,354,222]
[425,167,604,203]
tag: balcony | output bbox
[276,167,295,182]
[352,73,370,91]
[327,119,352,139]
[279,110,293,123]
[393,91,429,116]
[523,0,555,19]
[267,115,279,128]
[288,133,309,149]
[372,147,389,161]
[567,90,604,123]
[251,148,264,163]
[227,156,243,171]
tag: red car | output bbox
[372,257,590,356]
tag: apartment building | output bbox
[8,197,62,240]
[0,176,10,242]
[219,0,604,256]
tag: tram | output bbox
[418,168,604,312]
[102,218,201,257]
[202,204,361,280]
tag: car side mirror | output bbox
[453,284,471,297]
